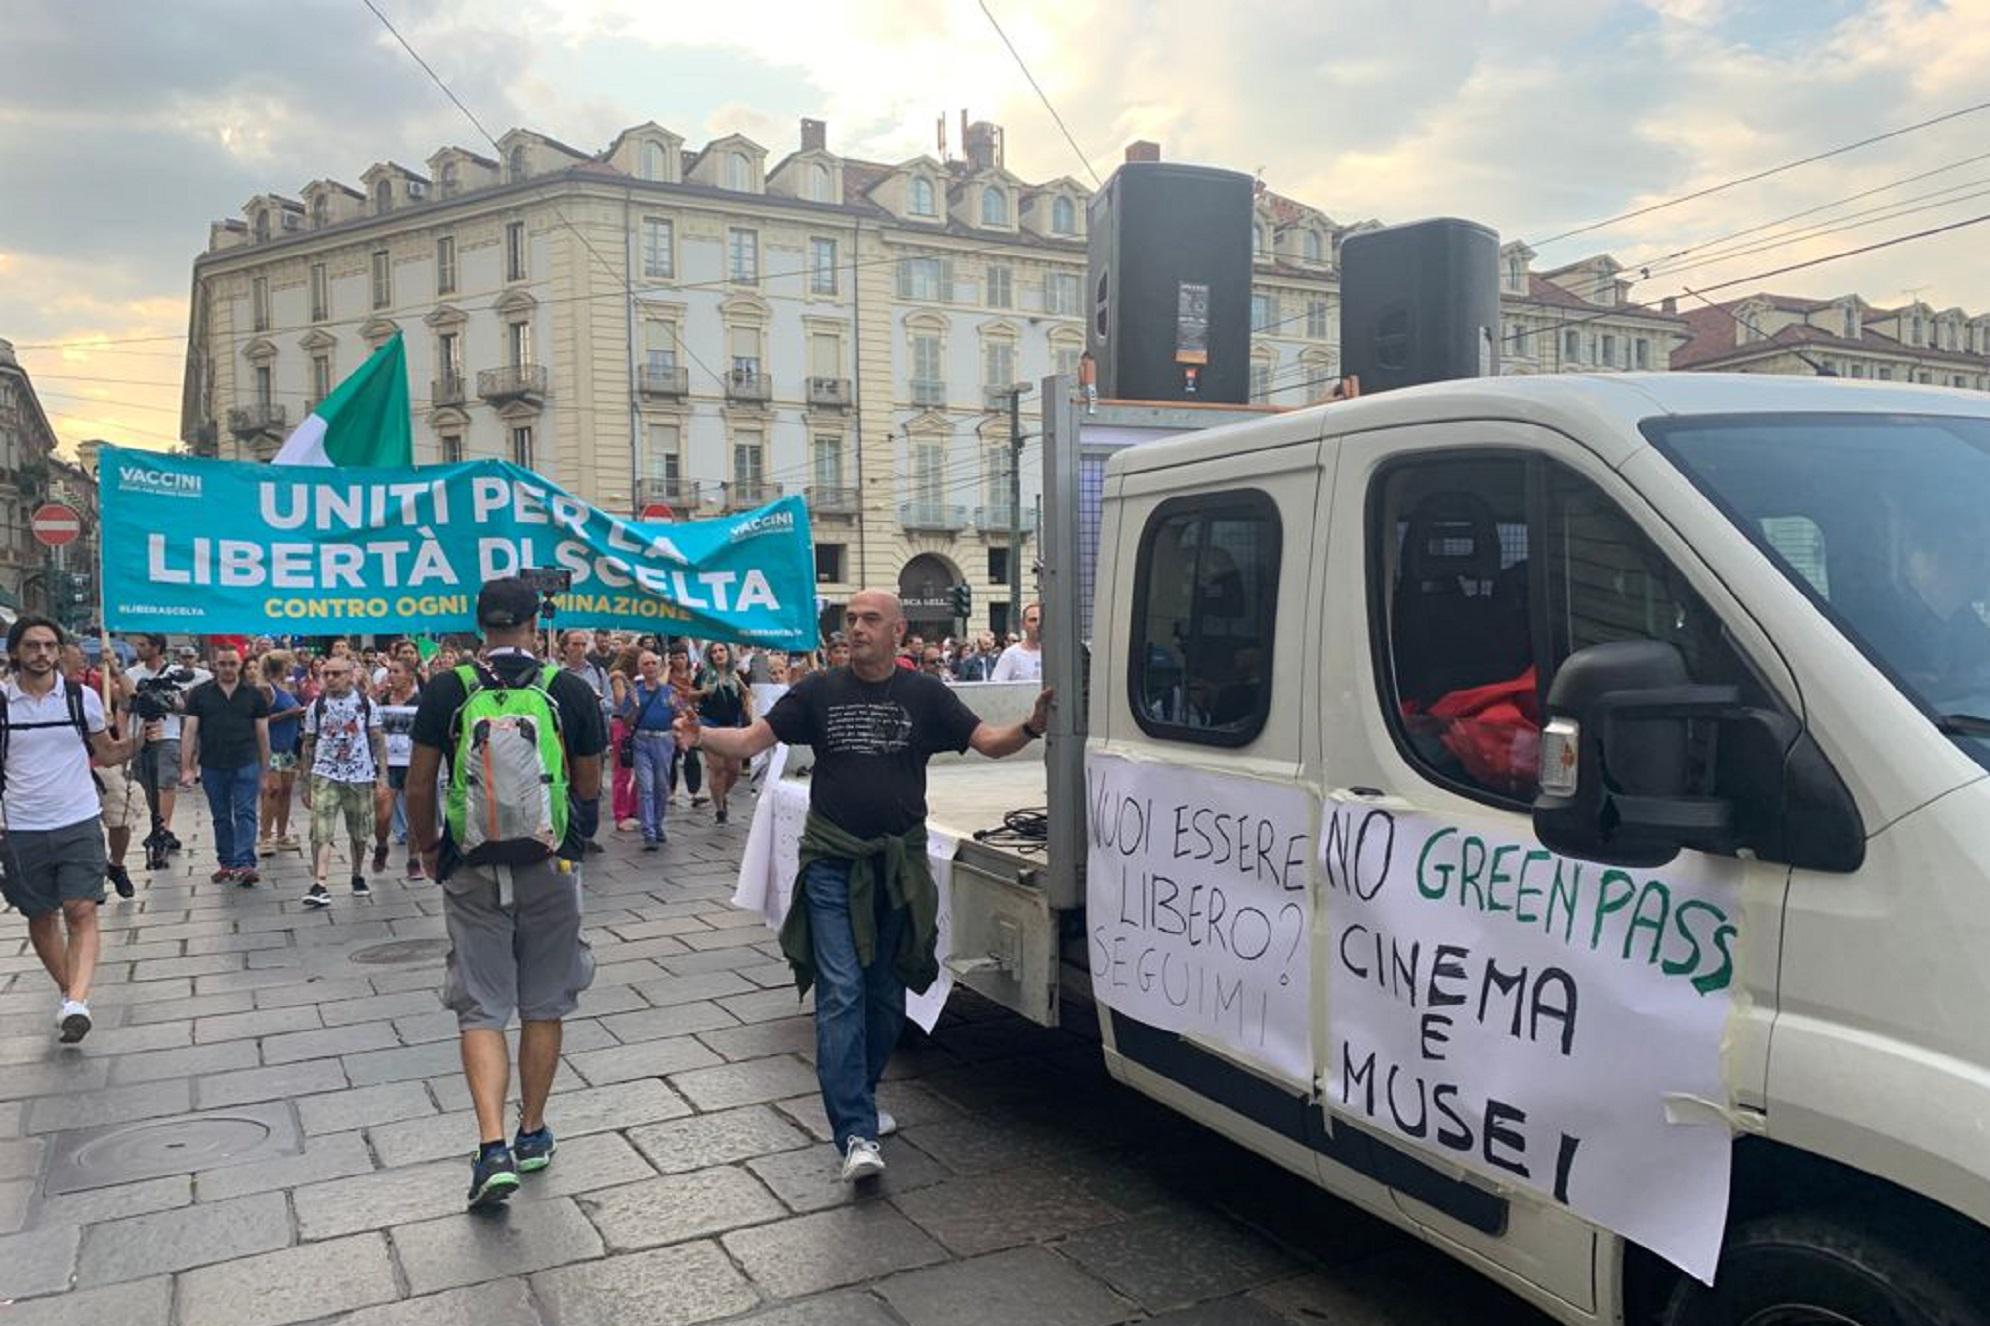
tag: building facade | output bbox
[1671,292,1990,387]
[181,118,1691,640]
[0,338,65,619]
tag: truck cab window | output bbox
[1130,491,1281,745]
[1375,453,1747,804]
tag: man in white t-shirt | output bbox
[126,632,209,859]
[989,601,1043,683]
[299,655,387,910]
[1,618,150,1043]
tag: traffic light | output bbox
[948,582,973,621]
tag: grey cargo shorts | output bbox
[439,857,596,1031]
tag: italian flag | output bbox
[272,331,414,467]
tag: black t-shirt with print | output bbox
[764,666,981,839]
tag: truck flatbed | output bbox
[922,758,1051,867]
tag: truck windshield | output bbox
[1649,411,1990,768]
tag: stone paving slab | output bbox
[0,1221,82,1299]
[722,1202,949,1299]
[877,1246,1137,1326]
[75,1189,290,1287]
[332,1277,545,1326]
[1056,1206,1302,1313]
[193,1128,374,1201]
[0,1274,172,1325]
[174,1231,399,1326]
[578,1163,786,1251]
[392,1194,605,1297]
[626,1104,813,1174]
[745,1135,950,1215]
[32,1174,191,1229]
[295,1079,437,1135]
[529,1239,761,1326]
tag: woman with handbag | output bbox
[618,649,676,850]
[607,643,642,831]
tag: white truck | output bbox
[778,371,1990,1325]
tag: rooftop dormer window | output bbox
[640,141,667,182]
[1303,229,1323,263]
[724,151,750,191]
[909,176,936,217]
[374,178,393,214]
[981,186,1007,225]
[253,210,270,242]
[509,145,527,182]
[807,162,832,203]
[312,194,329,228]
[1051,195,1076,235]
[440,161,459,196]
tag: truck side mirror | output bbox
[1532,641,1864,873]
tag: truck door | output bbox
[1314,421,1797,1314]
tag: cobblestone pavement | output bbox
[0,788,1551,1325]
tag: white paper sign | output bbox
[1320,800,1741,1282]
[732,760,959,1033]
[1084,752,1316,1085]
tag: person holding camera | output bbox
[3,618,153,1043]
[127,633,206,862]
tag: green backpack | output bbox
[443,661,570,867]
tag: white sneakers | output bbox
[57,1000,91,1044]
[877,1109,898,1138]
[839,1138,885,1183]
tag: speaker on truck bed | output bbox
[1339,218,1501,394]
[1086,162,1255,404]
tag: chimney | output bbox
[1124,140,1161,163]
[1661,296,1677,314]
[965,120,1003,172]
[800,117,826,152]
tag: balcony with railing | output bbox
[899,499,968,532]
[723,480,783,511]
[431,372,468,407]
[725,369,771,406]
[636,477,705,513]
[806,376,851,410]
[227,402,288,438]
[909,378,947,408]
[975,503,1038,535]
[477,363,548,405]
[805,484,860,516]
[637,365,690,399]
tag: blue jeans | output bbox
[631,731,673,842]
[201,762,262,869]
[802,857,906,1148]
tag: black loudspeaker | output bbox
[1087,163,1255,403]
[1339,218,1501,393]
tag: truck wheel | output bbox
[1658,1213,1990,1326]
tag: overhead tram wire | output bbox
[1565,146,1990,293]
[1550,170,1990,305]
[977,0,1103,189]
[1529,93,1990,249]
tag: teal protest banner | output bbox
[98,446,818,646]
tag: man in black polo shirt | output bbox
[179,645,271,886]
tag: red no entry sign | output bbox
[639,502,675,522]
[31,503,81,548]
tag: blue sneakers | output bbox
[514,1125,556,1174]
[467,1144,520,1210]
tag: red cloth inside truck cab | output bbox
[1391,491,1541,793]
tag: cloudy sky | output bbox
[4,0,1988,454]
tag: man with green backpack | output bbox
[405,577,609,1211]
